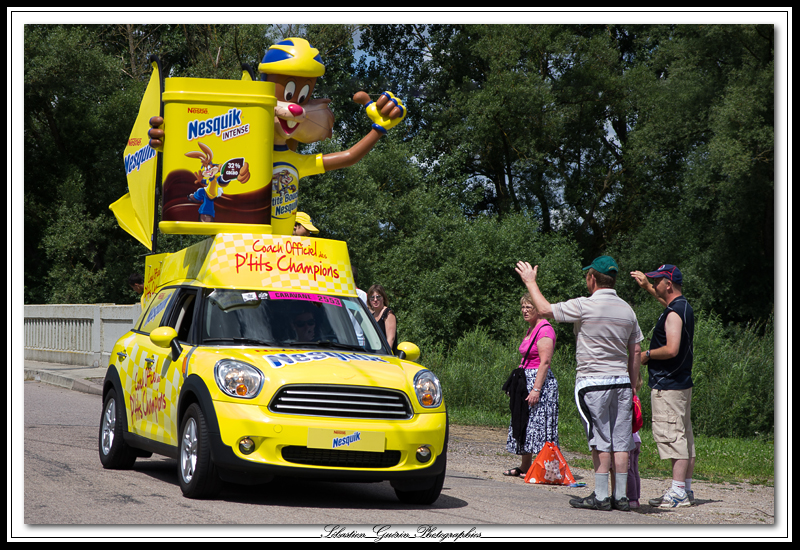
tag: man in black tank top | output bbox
[631,264,696,509]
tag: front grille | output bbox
[268,385,414,420]
[282,446,401,468]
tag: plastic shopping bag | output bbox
[524,441,577,486]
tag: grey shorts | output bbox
[574,376,635,454]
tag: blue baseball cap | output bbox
[645,264,683,285]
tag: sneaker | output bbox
[569,492,612,511]
[687,489,695,504]
[612,496,631,511]
[629,499,640,509]
[649,488,691,508]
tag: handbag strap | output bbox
[519,324,545,367]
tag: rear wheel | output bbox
[98,389,137,469]
[178,403,222,499]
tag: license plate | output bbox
[307,428,385,452]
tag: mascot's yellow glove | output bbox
[365,92,407,133]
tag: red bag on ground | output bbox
[524,442,577,485]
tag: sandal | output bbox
[503,467,526,477]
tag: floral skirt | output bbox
[506,368,559,456]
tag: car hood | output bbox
[190,346,420,392]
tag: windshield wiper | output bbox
[203,337,279,347]
[314,340,370,352]
[285,339,368,351]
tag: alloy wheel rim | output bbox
[180,418,198,483]
[101,399,116,455]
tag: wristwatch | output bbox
[645,350,651,359]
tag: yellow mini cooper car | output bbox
[98,233,447,503]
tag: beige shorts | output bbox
[651,387,695,460]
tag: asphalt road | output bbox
[15,378,684,539]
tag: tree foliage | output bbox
[23,23,776,348]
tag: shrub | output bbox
[426,326,517,416]
[689,312,774,439]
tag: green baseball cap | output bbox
[582,255,619,276]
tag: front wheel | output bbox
[393,454,447,505]
[178,403,222,499]
[98,389,137,469]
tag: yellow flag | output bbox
[112,58,162,250]
[109,193,150,249]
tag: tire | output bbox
[394,454,447,505]
[98,388,138,469]
[394,415,448,505]
[178,403,222,499]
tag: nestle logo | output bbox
[188,107,208,114]
[127,138,142,146]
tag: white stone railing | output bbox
[24,304,142,367]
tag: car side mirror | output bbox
[150,326,183,361]
[396,342,420,362]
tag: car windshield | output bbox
[202,289,388,354]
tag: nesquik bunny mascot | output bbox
[149,37,407,235]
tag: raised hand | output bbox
[353,91,407,133]
[148,116,164,149]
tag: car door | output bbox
[154,288,200,446]
[126,287,178,441]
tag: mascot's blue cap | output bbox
[258,38,325,78]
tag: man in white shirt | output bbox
[516,255,642,511]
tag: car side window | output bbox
[167,289,198,343]
[138,288,177,334]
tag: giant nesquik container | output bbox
[159,77,276,235]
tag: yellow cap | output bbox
[294,212,319,234]
[258,38,325,78]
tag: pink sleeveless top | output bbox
[518,321,556,369]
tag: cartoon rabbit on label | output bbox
[185,142,250,222]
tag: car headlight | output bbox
[413,370,442,408]
[214,359,264,399]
